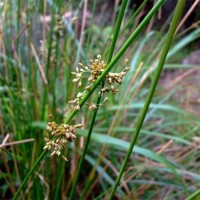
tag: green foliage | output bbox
[0,0,200,199]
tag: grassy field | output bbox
[0,0,200,199]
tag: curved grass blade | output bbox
[186,189,200,200]
[77,130,176,171]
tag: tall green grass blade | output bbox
[68,89,102,200]
[106,0,129,63]
[109,0,186,198]
[96,126,191,145]
[120,0,148,36]
[40,0,56,121]
[13,151,47,200]
[85,155,125,196]
[168,28,200,58]
[130,31,155,71]
[85,0,97,53]
[52,3,65,200]
[110,102,189,113]
[186,189,200,200]
[16,0,21,51]
[77,130,177,171]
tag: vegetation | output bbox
[0,0,200,199]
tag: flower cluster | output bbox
[70,54,129,110]
[40,15,66,61]
[40,39,48,58]
[44,122,83,160]
[53,15,66,37]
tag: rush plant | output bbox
[13,1,167,199]
[1,0,199,199]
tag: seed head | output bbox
[70,55,129,110]
[44,122,83,161]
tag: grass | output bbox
[0,0,200,199]
[109,1,186,197]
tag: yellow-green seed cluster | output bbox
[70,54,130,110]
[44,55,129,160]
[44,122,83,160]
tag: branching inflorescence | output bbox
[70,54,130,110]
[44,122,83,161]
[44,54,129,160]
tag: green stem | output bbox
[69,92,102,200]
[120,0,148,36]
[13,1,165,199]
[108,0,185,199]
[106,0,128,63]
[53,7,64,200]
[40,3,56,121]
[69,0,129,199]
[186,189,200,200]
[16,0,21,52]
[52,34,60,120]
[53,158,66,200]
[13,151,47,200]
[85,0,97,53]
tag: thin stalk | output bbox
[69,92,102,200]
[120,0,148,36]
[52,33,60,120]
[69,0,129,199]
[13,1,165,199]
[106,0,128,63]
[16,0,21,52]
[186,189,200,200]
[40,2,56,121]
[85,0,96,52]
[26,1,35,120]
[53,4,63,200]
[74,0,88,66]
[53,158,66,200]
[15,0,22,92]
[109,0,186,199]
[13,151,47,200]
